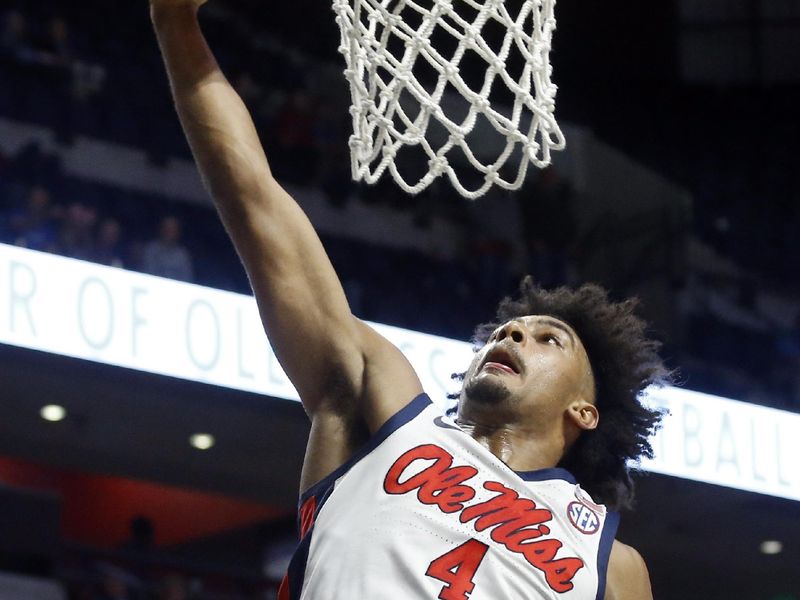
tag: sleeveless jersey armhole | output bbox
[279,393,433,600]
[595,510,620,600]
[298,393,432,513]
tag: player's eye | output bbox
[542,333,562,347]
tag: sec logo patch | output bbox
[568,501,601,535]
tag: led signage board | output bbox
[0,244,797,501]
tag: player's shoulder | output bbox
[604,540,653,600]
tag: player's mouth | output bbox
[481,346,522,376]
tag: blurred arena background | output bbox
[0,0,799,598]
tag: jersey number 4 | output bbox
[426,539,489,600]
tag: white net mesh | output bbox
[333,0,565,200]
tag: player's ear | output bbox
[566,400,599,431]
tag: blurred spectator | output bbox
[465,234,515,298]
[0,9,33,61]
[141,216,194,282]
[9,185,61,252]
[59,201,98,261]
[10,141,62,186]
[274,89,318,184]
[93,217,125,268]
[155,574,190,600]
[94,564,138,600]
[518,166,577,289]
[234,71,265,116]
[775,313,800,407]
[69,582,95,600]
[313,102,351,207]
[41,17,74,65]
[120,515,155,555]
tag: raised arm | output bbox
[150,0,421,481]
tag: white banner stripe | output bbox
[0,243,797,501]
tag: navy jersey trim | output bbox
[299,392,431,508]
[283,523,313,600]
[594,510,620,600]
[515,466,577,483]
[433,415,578,484]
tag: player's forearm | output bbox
[151,4,274,222]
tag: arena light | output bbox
[759,540,783,555]
[0,243,798,502]
[189,433,215,450]
[40,404,67,422]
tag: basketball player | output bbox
[151,1,666,597]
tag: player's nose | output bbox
[495,320,526,345]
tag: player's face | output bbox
[459,315,595,424]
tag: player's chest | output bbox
[316,436,606,597]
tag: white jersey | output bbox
[279,394,618,600]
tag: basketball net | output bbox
[333,0,565,200]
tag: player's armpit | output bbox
[605,541,653,600]
[356,319,424,430]
[298,320,423,493]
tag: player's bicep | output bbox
[357,319,424,430]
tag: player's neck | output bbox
[456,418,566,473]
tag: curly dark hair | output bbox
[455,277,671,511]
